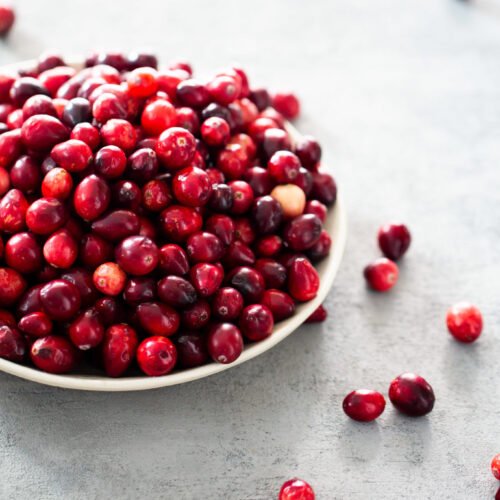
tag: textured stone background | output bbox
[0,0,499,498]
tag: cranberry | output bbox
[305,305,327,323]
[112,180,143,210]
[262,128,292,159]
[272,92,300,120]
[39,66,76,96]
[93,145,126,179]
[16,284,44,316]
[51,139,93,172]
[156,127,196,170]
[157,68,190,98]
[26,197,66,235]
[207,323,243,364]
[229,180,254,215]
[244,166,274,196]
[181,300,211,330]
[68,308,104,350]
[267,151,300,183]
[41,167,73,199]
[91,210,140,241]
[176,79,210,108]
[210,287,242,320]
[206,168,225,185]
[126,67,158,98]
[4,232,41,273]
[389,373,435,417]
[115,235,159,276]
[10,77,50,107]
[186,231,224,263]
[0,167,10,195]
[201,102,233,127]
[239,304,274,342]
[43,229,78,269]
[173,166,211,207]
[100,118,137,151]
[249,87,271,111]
[94,297,124,326]
[0,5,15,36]
[305,200,327,223]
[70,122,100,150]
[261,289,295,321]
[364,258,399,292]
[343,389,386,422]
[492,454,500,480]
[157,275,197,308]
[93,262,126,296]
[39,279,81,321]
[208,184,234,213]
[207,75,240,105]
[0,267,26,306]
[7,108,24,129]
[226,266,265,303]
[288,257,319,302]
[126,148,159,183]
[176,333,209,368]
[157,244,189,276]
[59,268,97,307]
[295,136,321,169]
[128,52,158,69]
[446,302,483,343]
[141,99,176,136]
[136,302,180,337]
[279,479,314,500]
[217,144,248,180]
[205,214,235,246]
[223,241,255,268]
[80,233,113,268]
[175,106,200,134]
[256,235,282,257]
[73,174,110,221]
[251,196,283,234]
[18,312,52,337]
[21,114,68,152]
[159,205,202,242]
[30,336,76,374]
[137,336,177,376]
[101,323,138,376]
[311,171,337,206]
[378,223,411,260]
[255,258,287,289]
[0,325,26,362]
[201,117,231,146]
[284,214,323,252]
[96,52,128,71]
[190,263,224,297]
[60,97,91,127]
[140,179,169,212]
[22,94,57,120]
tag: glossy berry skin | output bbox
[18,312,52,338]
[0,6,15,36]
[26,197,67,235]
[93,262,126,296]
[378,223,411,260]
[201,117,231,146]
[157,275,197,308]
[446,303,483,343]
[158,244,190,276]
[0,325,26,362]
[239,304,274,342]
[136,302,180,337]
[190,263,224,297]
[268,151,301,183]
[21,115,68,152]
[39,279,81,321]
[91,210,140,241]
[176,333,209,368]
[160,205,202,242]
[343,389,386,422]
[155,127,196,170]
[100,119,137,151]
[212,287,244,320]
[173,166,211,207]
[311,171,337,206]
[364,258,399,292]
[0,189,29,232]
[252,196,283,234]
[181,300,211,330]
[137,336,177,376]
[207,323,244,364]
[305,305,327,323]
[69,308,105,350]
[141,99,176,136]
[388,373,435,417]
[226,266,265,303]
[278,478,315,500]
[94,145,127,179]
[30,336,76,374]
[5,232,42,274]
[261,289,296,322]
[284,214,322,251]
[295,136,321,169]
[43,229,78,269]
[127,67,158,98]
[288,257,320,302]
[229,180,254,215]
[491,454,500,480]
[115,236,159,276]
[42,167,73,199]
[73,174,111,221]
[186,232,224,263]
[101,324,138,377]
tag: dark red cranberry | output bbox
[94,297,124,327]
[157,275,197,308]
[176,332,209,368]
[60,268,98,307]
[93,262,126,296]
[18,312,52,337]
[207,75,240,105]
[0,267,26,306]
[261,289,295,321]
[10,77,50,107]
[0,189,28,232]
[256,235,282,257]
[201,102,234,127]
[137,336,177,376]
[272,92,300,120]
[155,126,196,170]
[446,303,483,343]
[0,325,26,362]
[21,114,68,152]
[305,305,327,323]
[223,241,255,268]
[42,167,73,199]
[305,200,327,223]
[229,180,254,215]
[22,94,57,119]
[343,389,386,422]
[111,180,143,211]
[190,263,224,297]
[234,218,256,245]
[136,302,180,337]
[95,52,128,71]
[252,195,283,234]
[43,229,78,269]
[249,87,271,111]
[26,197,67,235]
[70,122,100,150]
[176,79,210,108]
[5,232,42,273]
[123,277,156,305]
[61,97,92,127]
[100,118,137,151]
[91,210,140,241]
[0,129,23,168]
[73,174,110,221]
[207,323,244,364]
[205,214,234,246]
[115,235,159,276]
[262,129,292,159]
[186,231,224,263]
[128,52,158,69]
[208,184,233,213]
[364,258,399,292]
[255,258,287,289]
[127,148,159,184]
[295,135,321,169]
[37,52,64,73]
[389,373,435,417]
[226,266,265,303]
[141,99,176,136]
[284,214,322,251]
[39,279,81,321]
[80,233,113,268]
[288,257,319,302]
[30,336,76,374]
[244,166,274,196]
[181,300,211,330]
[101,324,138,377]
[217,144,248,180]
[378,223,411,260]
[311,171,337,205]
[51,139,93,172]
[94,145,127,179]
[172,166,211,207]
[201,117,231,146]
[0,5,15,36]
[175,106,200,134]
[158,244,190,276]
[69,308,105,350]
[239,304,274,341]
[293,167,313,196]
[16,284,43,316]
[160,205,203,242]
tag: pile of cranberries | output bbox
[0,51,336,377]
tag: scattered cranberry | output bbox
[364,258,398,292]
[305,305,327,323]
[491,454,500,480]
[137,336,177,376]
[343,389,386,422]
[389,373,435,417]
[278,478,315,500]
[0,5,15,36]
[446,302,483,343]
[378,223,411,260]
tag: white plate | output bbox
[0,59,347,391]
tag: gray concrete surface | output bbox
[0,0,499,498]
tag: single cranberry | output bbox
[168,60,193,74]
[61,97,92,127]
[10,77,50,107]
[91,210,140,241]
[0,129,23,168]
[5,232,42,273]
[157,275,197,308]
[128,52,158,70]
[201,117,231,147]
[94,297,124,326]
[93,145,126,179]
[155,127,196,170]
[228,133,257,159]
[272,92,300,120]
[261,289,295,321]
[201,102,233,127]
[22,94,57,120]
[18,312,52,337]
[0,267,26,306]
[446,302,483,343]
[136,302,180,337]
[208,184,234,214]
[294,167,313,196]
[30,336,76,374]
[80,233,113,268]
[100,118,137,151]
[279,479,315,500]
[101,324,138,377]
[0,325,26,362]
[93,262,126,296]
[39,66,76,96]
[186,231,224,263]
[288,257,319,302]
[115,235,159,276]
[207,75,240,105]
[141,99,176,136]
[126,67,158,98]
[176,332,209,368]
[60,268,98,307]
[207,323,243,364]
[256,235,282,257]
[0,167,10,195]
[43,229,78,269]
[491,454,500,480]
[95,52,128,71]
[247,116,279,143]
[271,184,306,219]
[295,136,321,169]
[70,122,100,150]
[389,373,435,417]
[364,258,399,292]
[305,305,328,323]
[181,300,211,330]
[244,166,274,196]
[175,106,200,134]
[111,180,143,211]
[255,258,287,289]
[39,279,81,321]
[176,79,210,108]
[16,284,44,316]
[41,167,73,199]
[229,180,254,215]
[239,304,274,342]
[262,128,292,159]
[69,308,105,350]
[217,144,248,180]
[123,277,156,305]
[212,287,244,321]
[141,179,170,212]
[51,139,93,172]
[343,389,386,422]
[73,174,110,221]
[284,214,323,252]
[190,263,224,297]
[249,87,271,111]
[137,336,177,376]
[25,197,67,235]
[223,241,255,268]
[0,5,15,36]
[0,189,28,233]
[378,223,411,261]
[251,195,283,235]
[226,266,265,303]
[160,205,203,241]
[127,148,159,183]
[7,108,24,129]
[172,166,212,207]
[21,114,68,152]
[157,68,190,98]
[158,244,190,276]
[36,52,64,72]
[305,200,327,223]
[267,151,300,183]
[205,214,235,246]
[311,171,337,206]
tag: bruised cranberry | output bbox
[255,258,287,289]
[5,232,42,273]
[226,266,265,303]
[279,479,314,500]
[244,166,274,196]
[239,304,274,341]
[91,210,140,241]
[158,275,197,308]
[288,257,319,302]
[491,454,500,480]
[207,323,243,364]
[73,174,110,221]
[311,171,337,206]
[272,92,300,120]
[101,324,138,377]
[160,205,203,242]
[176,333,209,368]
[26,197,67,235]
[93,262,126,296]
[30,336,76,374]
[42,167,73,199]
[136,302,180,337]
[80,233,113,268]
[137,336,177,376]
[190,263,224,297]
[343,390,386,422]
[306,304,327,323]
[0,129,23,168]
[94,145,127,179]
[173,166,211,207]
[43,229,78,269]
[156,127,196,170]
[364,258,398,292]
[141,99,176,136]
[115,235,159,276]
[446,303,483,343]
[18,312,52,337]
[252,196,283,234]
[0,267,26,306]
[0,188,28,232]
[21,114,68,152]
[69,308,105,350]
[389,373,435,417]
[261,289,295,321]
[181,300,211,330]
[186,232,224,263]
[0,325,26,362]
[378,223,411,260]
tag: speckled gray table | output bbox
[1,0,499,498]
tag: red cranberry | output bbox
[0,130,23,168]
[5,232,42,273]
[261,289,295,321]
[94,145,126,179]
[26,197,67,235]
[101,324,138,377]
[201,117,231,147]
[491,454,500,480]
[207,75,240,105]
[217,144,248,180]
[249,87,271,111]
[43,229,78,269]
[446,303,483,343]
[0,5,15,36]
[115,235,159,276]
[206,214,235,246]
[389,373,435,417]
[158,275,197,308]
[186,231,224,263]
[267,151,300,183]
[295,135,321,169]
[30,336,76,374]
[137,336,177,376]
[51,139,93,172]
[22,94,57,120]
[226,180,252,215]
[172,166,211,207]
[208,184,234,213]
[70,122,100,150]
[73,174,110,221]
[239,304,274,341]
[9,157,42,193]
[262,129,292,160]
[80,233,113,268]
[228,133,256,158]
[343,389,386,422]
[126,67,158,98]
[0,167,10,195]
[0,325,26,362]
[305,305,327,323]
[255,258,287,289]
[39,279,81,321]
[190,263,224,297]
[175,106,200,134]
[10,77,50,107]
[157,244,189,276]
[0,267,26,306]
[176,332,209,368]
[155,127,196,170]
[123,277,156,305]
[142,179,171,212]
[181,300,211,330]
[92,92,127,124]
[0,189,28,232]
[111,180,142,211]
[0,309,15,328]
[251,195,283,234]
[247,116,279,142]
[7,108,24,129]
[16,284,43,316]
[136,302,180,337]
[226,266,265,303]
[127,148,159,183]
[21,114,68,152]
[69,308,104,350]
[234,217,256,245]
[42,167,73,199]
[211,287,243,320]
[305,200,327,223]
[160,205,202,242]
[244,166,274,196]
[364,258,399,292]
[272,92,300,120]
[256,235,282,257]
[157,68,190,98]
[100,118,137,151]
[91,210,140,241]
[141,99,176,136]
[288,257,319,302]
[176,79,210,108]
[223,241,255,268]
[18,312,52,337]
[93,262,126,296]
[311,171,337,205]
[60,268,98,307]
[39,66,75,96]
[207,323,243,364]
[378,223,411,261]
[283,214,323,252]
